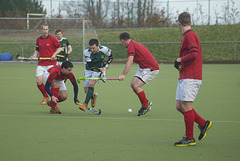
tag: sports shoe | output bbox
[137,101,152,116]
[198,120,212,141]
[49,107,61,114]
[91,93,98,107]
[79,103,87,111]
[40,96,49,105]
[174,137,196,146]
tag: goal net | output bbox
[0,17,98,62]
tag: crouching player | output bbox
[44,61,79,114]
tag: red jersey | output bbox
[179,29,202,80]
[36,35,61,66]
[47,65,76,83]
[127,40,159,70]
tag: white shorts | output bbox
[56,62,63,65]
[134,67,159,84]
[43,71,67,91]
[176,79,202,102]
[84,69,102,87]
[36,65,54,77]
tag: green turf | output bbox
[0,63,239,161]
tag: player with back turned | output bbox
[30,24,62,105]
[173,12,212,146]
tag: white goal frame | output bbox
[27,13,46,29]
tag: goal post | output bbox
[0,17,98,63]
[82,19,98,64]
[27,13,46,29]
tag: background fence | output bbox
[1,41,239,62]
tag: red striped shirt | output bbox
[47,65,76,83]
[127,40,159,70]
[179,29,202,80]
[36,35,61,66]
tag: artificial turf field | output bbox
[0,63,239,161]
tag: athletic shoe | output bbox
[49,107,61,114]
[40,96,49,105]
[79,103,87,111]
[174,137,196,146]
[137,100,152,116]
[198,120,212,141]
[91,93,98,107]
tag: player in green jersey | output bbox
[55,29,72,65]
[79,39,113,111]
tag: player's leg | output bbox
[174,79,196,146]
[49,81,61,114]
[133,68,159,116]
[58,80,68,102]
[80,80,97,111]
[174,100,196,146]
[36,66,49,105]
[81,70,98,110]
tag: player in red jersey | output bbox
[119,32,159,116]
[30,24,62,105]
[174,12,212,146]
[44,61,79,114]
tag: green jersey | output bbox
[84,45,112,70]
[57,37,70,62]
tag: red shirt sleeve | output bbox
[127,41,135,57]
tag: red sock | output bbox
[192,108,206,127]
[50,88,59,109]
[37,83,48,98]
[136,91,148,108]
[184,109,195,140]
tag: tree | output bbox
[0,0,44,17]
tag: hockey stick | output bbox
[77,77,119,83]
[76,102,101,115]
[65,45,69,61]
[16,54,57,60]
[56,54,65,58]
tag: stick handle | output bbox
[56,55,65,58]
[77,77,119,83]
[106,78,119,80]
[39,57,57,60]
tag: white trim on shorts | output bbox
[43,71,67,91]
[83,69,102,87]
[175,79,202,102]
[56,62,63,65]
[134,67,159,84]
[36,65,54,77]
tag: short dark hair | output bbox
[89,39,99,46]
[55,29,62,35]
[119,32,130,40]
[61,61,73,69]
[41,24,48,29]
[178,12,191,26]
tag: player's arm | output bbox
[104,53,113,69]
[180,37,198,63]
[67,45,72,55]
[72,81,79,104]
[30,50,39,60]
[180,50,198,63]
[119,55,134,81]
[52,46,62,60]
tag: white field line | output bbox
[0,114,239,123]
